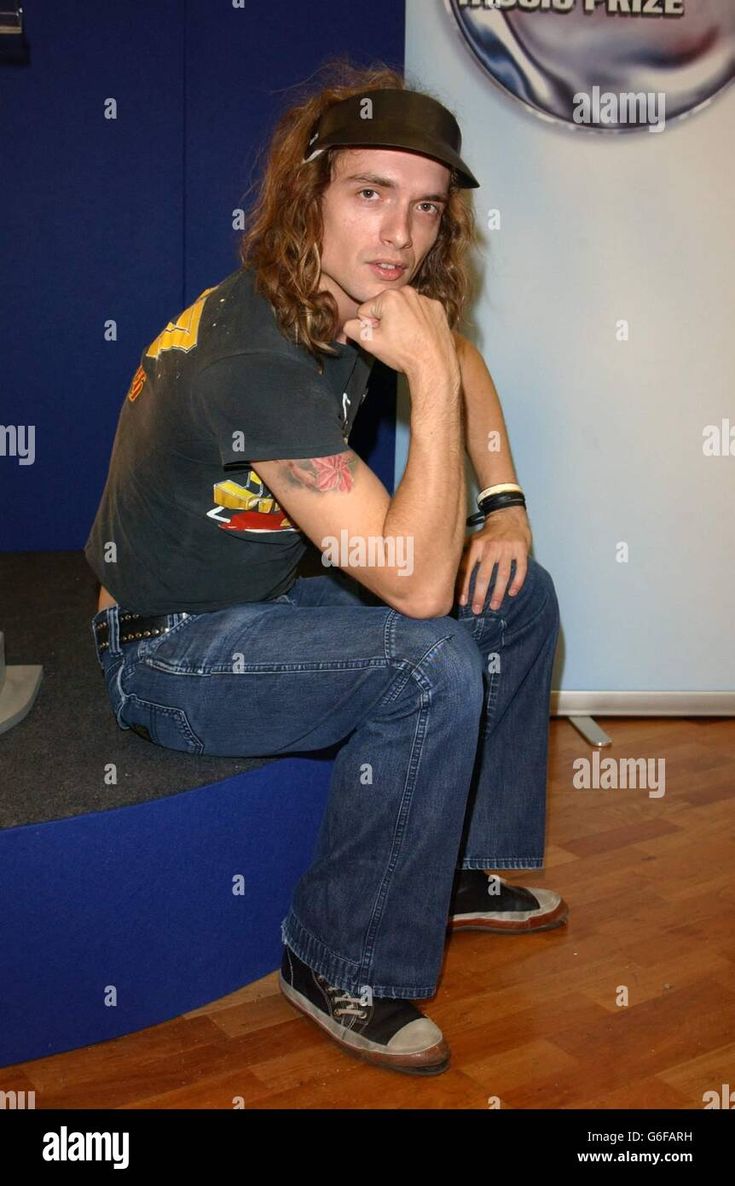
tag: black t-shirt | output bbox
[84,266,375,614]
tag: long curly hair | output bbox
[237,57,480,372]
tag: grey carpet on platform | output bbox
[0,548,332,831]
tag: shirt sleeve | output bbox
[192,350,351,468]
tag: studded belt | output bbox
[94,611,183,653]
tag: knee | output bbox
[523,557,560,632]
[392,614,486,711]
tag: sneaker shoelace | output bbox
[316,974,368,1018]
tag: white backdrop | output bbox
[396,0,735,711]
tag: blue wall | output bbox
[0,1,404,552]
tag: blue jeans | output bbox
[90,556,560,1000]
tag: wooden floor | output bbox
[7,717,734,1109]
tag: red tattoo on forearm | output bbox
[281,452,358,493]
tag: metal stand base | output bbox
[567,716,612,748]
[0,631,43,735]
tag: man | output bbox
[86,63,567,1077]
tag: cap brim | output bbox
[305,129,480,189]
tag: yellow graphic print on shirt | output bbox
[127,285,218,403]
[206,470,297,536]
[145,285,218,359]
[126,365,147,403]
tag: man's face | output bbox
[317,147,451,343]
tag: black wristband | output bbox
[479,491,527,515]
[466,491,527,528]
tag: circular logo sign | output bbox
[448,0,735,133]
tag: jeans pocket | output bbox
[117,614,202,682]
[120,693,205,755]
[136,612,200,659]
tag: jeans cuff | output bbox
[280,911,438,1001]
[458,858,544,870]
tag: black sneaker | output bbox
[279,944,450,1076]
[448,869,569,934]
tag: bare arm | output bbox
[453,331,520,490]
[381,358,466,616]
